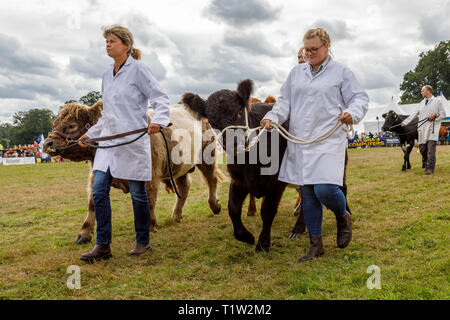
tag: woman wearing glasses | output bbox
[261,28,369,262]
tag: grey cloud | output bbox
[181,44,274,84]
[204,0,282,27]
[307,19,354,41]
[0,34,58,76]
[224,30,287,57]
[350,60,397,91]
[122,14,176,49]
[141,51,167,81]
[0,81,60,100]
[68,40,110,79]
[419,3,450,44]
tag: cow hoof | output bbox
[212,204,221,215]
[247,211,256,217]
[171,216,182,223]
[234,230,255,245]
[255,242,270,253]
[402,168,407,172]
[75,235,91,244]
[150,226,158,233]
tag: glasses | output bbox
[304,44,325,54]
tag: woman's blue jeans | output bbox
[301,184,347,236]
[93,168,151,245]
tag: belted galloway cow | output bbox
[44,101,225,243]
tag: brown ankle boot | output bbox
[80,244,112,263]
[128,243,152,256]
[298,235,324,262]
[336,211,352,248]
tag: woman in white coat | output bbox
[261,28,369,262]
[77,25,170,262]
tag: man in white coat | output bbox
[261,28,369,262]
[78,25,170,262]
[401,85,447,174]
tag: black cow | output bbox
[182,79,351,252]
[381,110,419,171]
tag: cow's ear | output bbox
[181,93,207,120]
[89,100,103,118]
[237,79,253,106]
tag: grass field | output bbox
[0,146,449,300]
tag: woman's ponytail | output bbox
[129,48,142,60]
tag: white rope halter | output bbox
[212,104,355,154]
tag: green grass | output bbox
[0,146,449,299]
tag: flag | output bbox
[38,134,44,151]
[35,134,42,144]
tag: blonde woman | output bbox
[78,25,170,262]
[261,28,369,262]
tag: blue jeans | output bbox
[93,168,151,245]
[301,184,347,236]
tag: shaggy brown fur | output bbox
[264,96,276,103]
[44,101,224,243]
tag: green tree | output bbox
[400,41,450,104]
[79,91,102,106]
[0,122,13,148]
[9,109,56,145]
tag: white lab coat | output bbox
[401,96,447,144]
[263,58,369,186]
[86,55,170,181]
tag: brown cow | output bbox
[439,125,449,145]
[44,101,225,244]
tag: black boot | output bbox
[336,211,352,248]
[80,244,112,263]
[298,235,324,262]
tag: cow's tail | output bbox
[181,93,207,120]
[237,79,253,105]
[215,164,229,182]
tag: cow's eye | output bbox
[68,125,76,130]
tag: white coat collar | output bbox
[423,95,435,104]
[302,57,333,77]
[111,55,134,77]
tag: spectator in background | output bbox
[298,47,308,64]
[401,85,447,174]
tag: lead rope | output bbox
[212,105,354,153]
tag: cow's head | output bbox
[181,79,253,131]
[43,101,103,161]
[381,110,400,132]
[181,80,253,152]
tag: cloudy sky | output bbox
[0,0,448,123]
